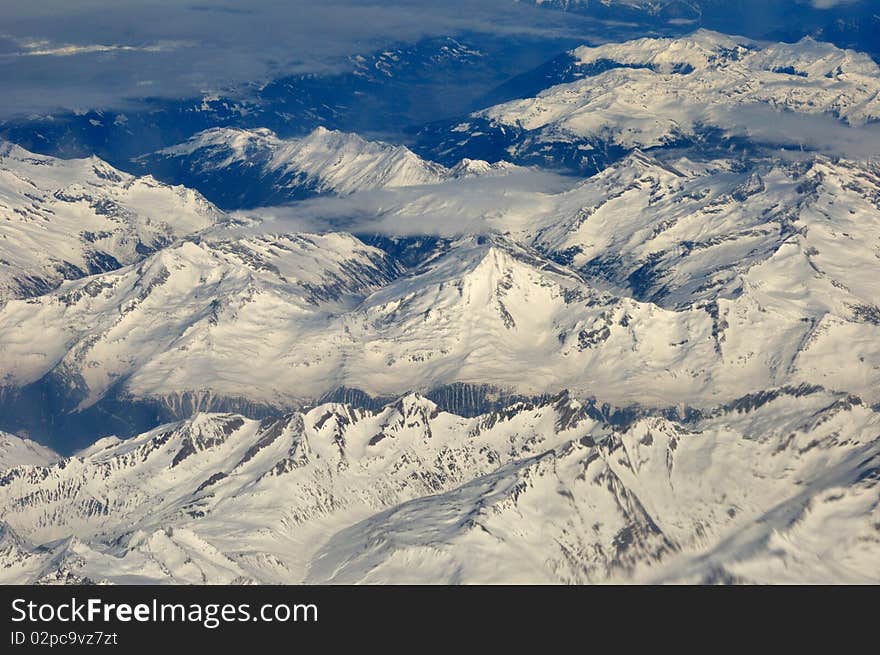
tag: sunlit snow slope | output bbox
[140,126,518,208]
[1,29,880,584]
[0,143,223,303]
[1,387,877,584]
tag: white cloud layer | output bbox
[8,40,185,58]
[0,0,604,117]
[232,168,577,237]
[810,0,859,8]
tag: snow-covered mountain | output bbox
[0,432,58,471]
[524,0,880,61]
[421,31,880,170]
[139,126,518,208]
[4,150,880,449]
[524,151,880,307]
[2,26,880,585]
[529,0,699,18]
[0,231,671,435]
[218,149,880,401]
[0,143,223,303]
[0,385,877,584]
[0,231,403,450]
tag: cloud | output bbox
[809,0,859,8]
[230,168,577,238]
[712,105,880,160]
[0,0,608,118]
[1,34,186,58]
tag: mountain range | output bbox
[137,126,518,209]
[1,384,877,584]
[0,24,878,584]
[419,30,880,170]
[525,1,880,59]
[0,142,222,303]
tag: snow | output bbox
[149,126,521,199]
[3,149,880,413]
[478,31,880,152]
[0,142,223,303]
[0,432,59,470]
[0,386,877,584]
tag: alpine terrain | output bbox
[0,13,878,584]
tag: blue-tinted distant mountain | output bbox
[136,126,519,209]
[2,5,876,173]
[528,1,701,22]
[416,31,880,171]
[524,0,880,58]
[0,34,585,169]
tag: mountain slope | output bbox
[521,152,880,403]
[524,152,880,306]
[139,126,518,209]
[0,387,877,584]
[420,31,880,170]
[0,143,223,304]
[0,432,59,471]
[338,234,717,402]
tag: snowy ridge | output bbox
[0,143,223,303]
[569,30,880,81]
[143,126,520,207]
[339,233,715,403]
[533,0,696,13]
[570,29,753,72]
[436,31,880,168]
[525,151,880,307]
[0,232,402,414]
[153,126,448,192]
[0,387,877,584]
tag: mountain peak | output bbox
[389,392,440,420]
[0,142,221,304]
[144,122,528,209]
[571,29,753,73]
